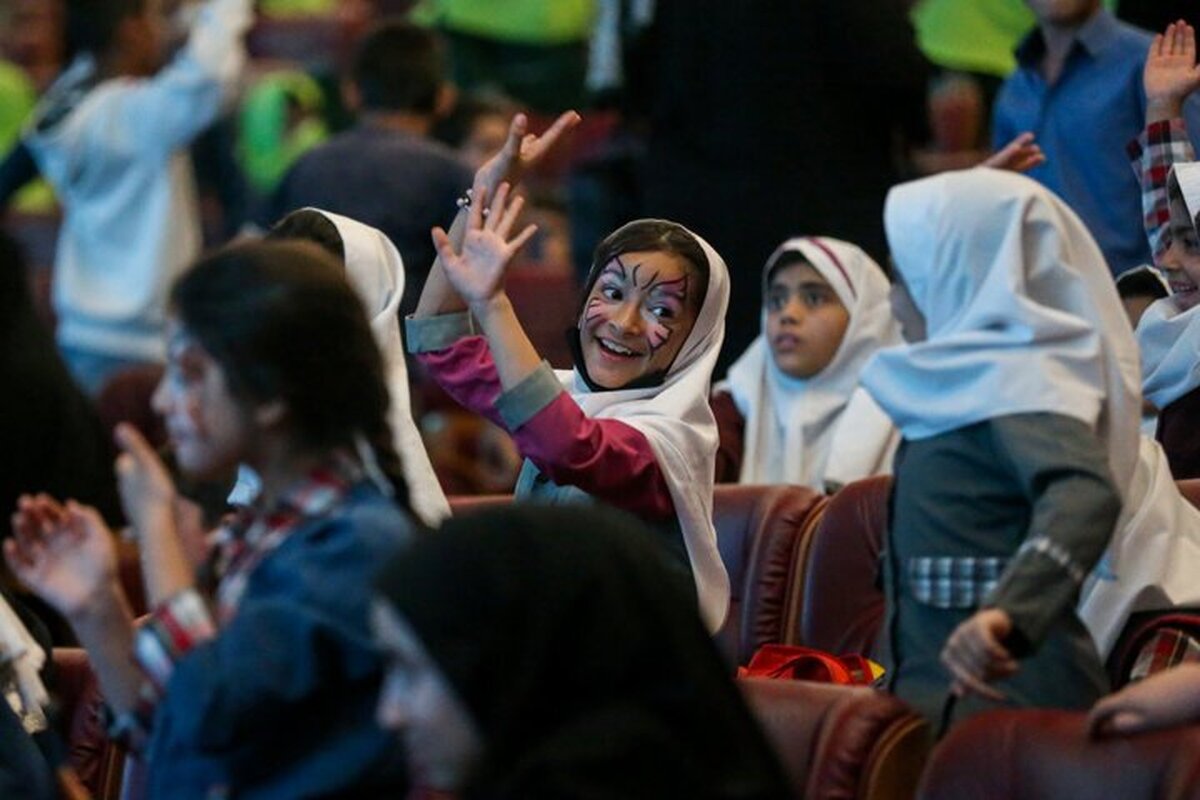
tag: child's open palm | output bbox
[5,494,118,618]
[1145,21,1200,106]
[432,183,537,307]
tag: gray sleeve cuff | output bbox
[405,312,477,354]
[496,361,564,430]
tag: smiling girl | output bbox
[1127,21,1200,478]
[711,237,901,492]
[407,115,731,631]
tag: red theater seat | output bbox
[794,476,890,658]
[52,648,127,800]
[740,677,929,800]
[918,708,1200,800]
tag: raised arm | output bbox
[431,183,541,389]
[1145,21,1200,125]
[414,110,580,319]
[1129,21,1200,262]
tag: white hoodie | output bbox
[25,0,250,361]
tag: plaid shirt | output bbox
[1128,118,1195,263]
[907,556,1007,610]
[116,459,360,750]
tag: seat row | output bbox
[51,479,1200,799]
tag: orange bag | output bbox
[737,644,883,686]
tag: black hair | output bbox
[65,0,146,59]
[583,220,710,316]
[351,19,443,114]
[170,241,411,510]
[267,209,346,263]
[1116,267,1169,301]
[763,249,813,288]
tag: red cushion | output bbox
[739,677,929,800]
[796,476,890,658]
[712,485,826,665]
[918,708,1200,800]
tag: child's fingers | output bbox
[501,114,527,159]
[529,110,581,160]
[114,422,157,466]
[3,537,35,576]
[431,227,456,263]
[469,185,488,230]
[508,224,539,256]
[495,194,526,239]
[485,182,510,231]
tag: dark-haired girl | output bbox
[408,114,731,631]
[7,241,413,797]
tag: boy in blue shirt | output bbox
[994,0,1200,276]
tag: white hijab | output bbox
[861,169,1142,506]
[316,210,450,525]
[555,220,730,632]
[0,598,47,734]
[1137,162,1200,411]
[1079,435,1200,656]
[229,211,450,526]
[723,237,900,491]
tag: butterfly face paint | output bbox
[578,250,700,389]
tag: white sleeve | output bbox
[95,0,252,158]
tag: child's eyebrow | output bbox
[601,257,629,281]
[648,274,688,301]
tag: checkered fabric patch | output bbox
[907,556,1006,609]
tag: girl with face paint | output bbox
[408,113,733,632]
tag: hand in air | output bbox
[114,422,178,540]
[1145,21,1200,109]
[431,183,538,307]
[6,494,118,619]
[474,111,581,194]
[941,608,1019,702]
[983,132,1046,173]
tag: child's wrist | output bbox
[468,293,512,320]
[1146,97,1184,123]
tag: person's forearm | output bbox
[470,294,543,389]
[66,584,142,715]
[136,506,196,608]
[415,205,470,318]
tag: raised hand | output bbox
[1145,21,1200,120]
[114,422,178,540]
[431,183,538,308]
[982,132,1046,173]
[6,495,119,618]
[473,111,581,194]
[940,608,1019,702]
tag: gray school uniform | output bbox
[879,412,1121,728]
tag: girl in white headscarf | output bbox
[712,237,900,493]
[861,168,1140,729]
[234,208,451,526]
[266,209,451,527]
[408,182,730,633]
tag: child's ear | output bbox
[254,399,288,429]
[341,80,362,114]
[434,82,458,121]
